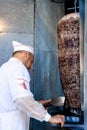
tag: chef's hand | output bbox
[38,99,51,109]
[48,114,65,127]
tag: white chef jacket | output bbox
[0,57,51,130]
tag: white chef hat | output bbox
[12,41,34,55]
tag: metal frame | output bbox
[79,0,85,129]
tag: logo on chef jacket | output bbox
[20,82,28,90]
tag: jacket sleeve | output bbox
[14,96,51,122]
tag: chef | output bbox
[0,41,64,130]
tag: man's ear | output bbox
[24,51,29,58]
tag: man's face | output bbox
[25,52,34,70]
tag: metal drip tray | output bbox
[51,123,84,129]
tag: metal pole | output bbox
[74,0,77,12]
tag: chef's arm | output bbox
[15,96,64,126]
[15,96,51,122]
